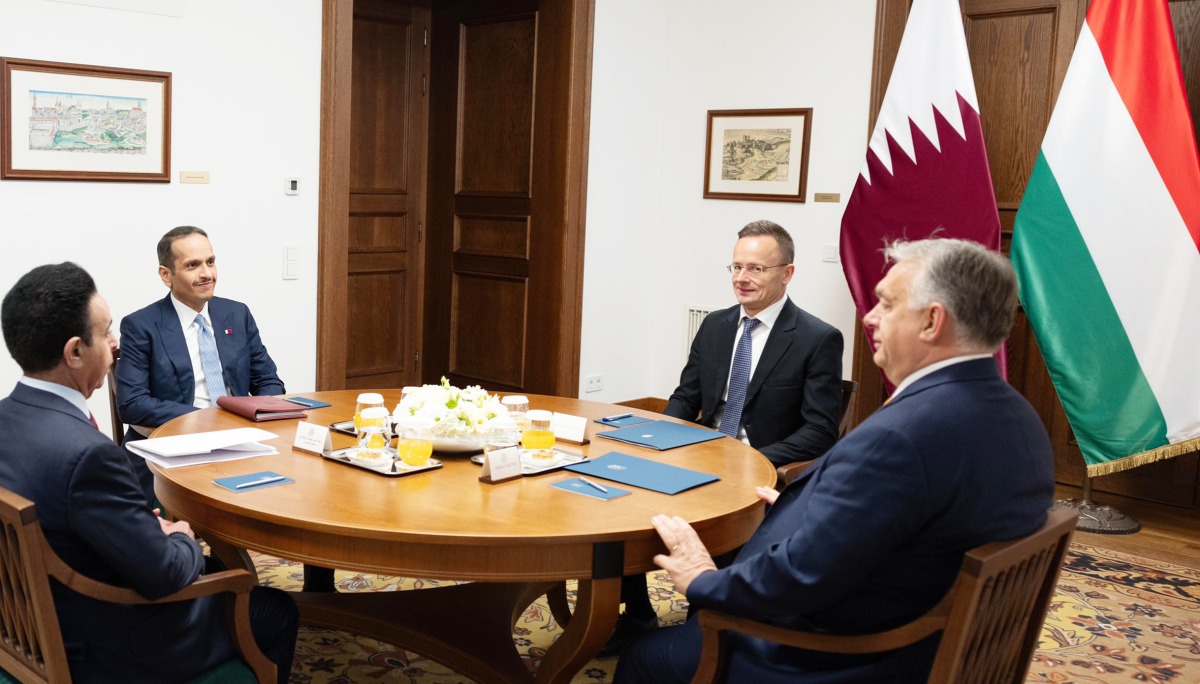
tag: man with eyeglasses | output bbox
[666,219,843,465]
[603,220,843,655]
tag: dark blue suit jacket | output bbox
[664,299,843,466]
[116,294,285,434]
[685,358,1055,682]
[0,383,237,683]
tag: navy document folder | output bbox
[566,452,719,495]
[594,420,724,451]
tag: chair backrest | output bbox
[838,379,858,438]
[0,487,73,683]
[106,350,123,446]
[927,506,1078,683]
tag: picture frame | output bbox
[704,107,812,203]
[1,57,171,182]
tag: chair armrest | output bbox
[775,460,815,490]
[697,602,950,656]
[44,545,257,605]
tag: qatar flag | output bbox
[839,0,1003,379]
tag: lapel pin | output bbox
[224,329,233,335]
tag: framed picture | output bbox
[1,57,171,182]
[704,108,812,203]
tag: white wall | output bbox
[580,0,878,401]
[0,0,875,427]
[0,0,323,437]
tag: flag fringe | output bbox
[1085,436,1200,478]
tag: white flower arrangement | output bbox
[392,377,508,438]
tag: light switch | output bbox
[282,243,299,280]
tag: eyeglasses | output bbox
[726,263,790,275]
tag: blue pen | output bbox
[601,413,633,423]
[236,475,286,489]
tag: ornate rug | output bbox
[255,543,1200,683]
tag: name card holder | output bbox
[293,421,333,456]
[479,446,522,484]
[552,412,590,446]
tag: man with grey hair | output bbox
[615,237,1055,683]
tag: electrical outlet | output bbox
[584,374,603,393]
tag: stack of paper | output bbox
[125,428,279,469]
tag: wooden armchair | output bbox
[775,379,858,489]
[691,507,1078,684]
[0,485,275,683]
[105,348,123,446]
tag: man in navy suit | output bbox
[664,220,843,467]
[614,238,1055,683]
[0,262,297,683]
[607,220,844,654]
[115,226,284,500]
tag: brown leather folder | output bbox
[216,396,308,422]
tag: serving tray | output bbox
[470,448,589,476]
[323,447,443,478]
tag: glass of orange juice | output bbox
[395,427,433,468]
[354,393,385,432]
[522,410,556,451]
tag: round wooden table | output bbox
[151,391,775,683]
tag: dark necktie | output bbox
[720,317,759,437]
[195,314,227,401]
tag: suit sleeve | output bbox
[244,309,285,396]
[758,325,843,465]
[66,441,205,600]
[688,422,930,626]
[115,315,198,429]
[663,318,709,422]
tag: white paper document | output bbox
[125,427,279,469]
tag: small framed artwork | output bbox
[704,107,812,203]
[1,57,171,182]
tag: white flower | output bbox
[392,377,508,437]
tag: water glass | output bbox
[357,406,391,455]
[355,392,385,431]
[502,395,530,431]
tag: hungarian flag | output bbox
[1011,0,1200,476]
[840,0,1003,380]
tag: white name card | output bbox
[480,446,522,483]
[293,421,333,456]
[552,412,589,445]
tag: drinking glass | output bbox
[357,406,391,456]
[395,427,434,468]
[485,416,521,458]
[502,395,530,432]
[354,393,385,432]
[521,409,555,451]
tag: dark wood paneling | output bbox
[351,15,412,192]
[456,216,530,258]
[349,215,408,252]
[1172,0,1200,151]
[448,273,527,386]
[458,15,536,194]
[346,271,408,377]
[425,0,591,397]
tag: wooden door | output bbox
[855,0,1200,506]
[422,0,593,396]
[318,0,431,391]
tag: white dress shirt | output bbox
[890,353,994,400]
[18,376,91,420]
[169,294,227,409]
[714,294,790,443]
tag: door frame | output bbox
[316,0,593,396]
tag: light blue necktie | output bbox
[720,317,759,437]
[195,314,227,401]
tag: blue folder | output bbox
[566,452,719,495]
[595,420,725,451]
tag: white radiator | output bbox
[685,307,716,355]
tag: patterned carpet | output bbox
[256,543,1200,683]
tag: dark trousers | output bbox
[248,586,300,684]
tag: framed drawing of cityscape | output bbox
[1,58,171,182]
[704,108,811,203]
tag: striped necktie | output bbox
[720,317,759,437]
[194,314,227,401]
